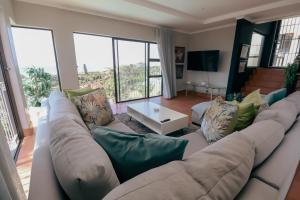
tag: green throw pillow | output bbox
[63,88,97,102]
[91,127,188,183]
[242,89,264,108]
[264,88,287,106]
[235,102,256,131]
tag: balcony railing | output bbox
[0,82,19,154]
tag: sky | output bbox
[12,28,160,75]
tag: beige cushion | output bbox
[254,100,297,132]
[105,118,135,133]
[285,91,300,113]
[240,120,285,168]
[104,133,255,200]
[236,178,279,200]
[49,117,120,200]
[253,120,300,190]
[48,90,87,129]
[180,130,209,159]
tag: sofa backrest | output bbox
[104,133,255,200]
[48,90,88,130]
[240,120,285,168]
[254,99,298,132]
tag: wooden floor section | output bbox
[16,92,300,199]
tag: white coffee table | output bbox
[127,102,189,135]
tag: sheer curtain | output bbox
[0,124,25,200]
[156,27,177,99]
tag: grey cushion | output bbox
[180,130,209,159]
[48,90,87,129]
[49,117,120,200]
[191,101,211,125]
[253,120,300,190]
[254,100,297,132]
[285,91,300,113]
[104,133,255,200]
[240,120,285,168]
[236,178,279,200]
[105,118,135,133]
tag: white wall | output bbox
[187,26,236,95]
[13,1,188,91]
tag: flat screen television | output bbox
[187,50,219,71]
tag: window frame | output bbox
[73,32,163,103]
[11,25,62,91]
[247,31,265,67]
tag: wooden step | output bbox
[255,68,285,77]
[245,80,284,89]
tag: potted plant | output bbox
[23,67,52,107]
[284,63,299,95]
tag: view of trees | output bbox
[78,64,161,102]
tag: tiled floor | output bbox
[16,91,300,199]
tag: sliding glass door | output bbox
[73,33,162,103]
[115,39,146,102]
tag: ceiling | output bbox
[16,0,300,33]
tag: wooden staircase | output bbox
[242,68,285,95]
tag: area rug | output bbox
[115,113,200,137]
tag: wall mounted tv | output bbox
[187,50,220,71]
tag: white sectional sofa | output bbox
[28,91,300,200]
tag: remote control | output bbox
[160,119,170,123]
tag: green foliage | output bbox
[284,63,299,95]
[78,64,161,101]
[23,67,52,107]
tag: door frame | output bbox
[0,34,23,160]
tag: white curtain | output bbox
[156,27,177,99]
[0,124,26,200]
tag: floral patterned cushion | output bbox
[201,96,238,144]
[73,88,114,129]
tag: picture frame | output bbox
[238,60,247,73]
[176,64,184,79]
[240,44,250,59]
[175,47,185,63]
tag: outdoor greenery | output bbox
[23,67,52,107]
[284,63,299,95]
[78,64,161,101]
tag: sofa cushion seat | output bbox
[253,120,300,190]
[240,120,285,168]
[105,118,135,133]
[235,178,279,200]
[103,133,255,200]
[181,130,209,159]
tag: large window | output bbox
[73,33,162,103]
[247,32,265,67]
[73,33,115,102]
[12,27,60,106]
[273,16,300,67]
